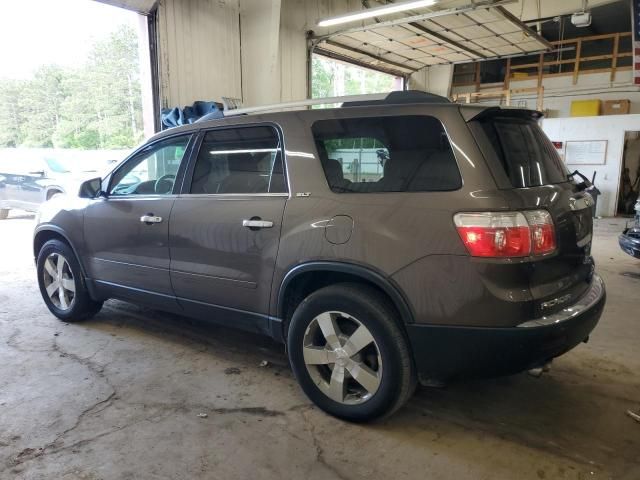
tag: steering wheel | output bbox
[154,174,176,194]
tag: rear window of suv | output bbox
[471,115,568,188]
[312,115,461,193]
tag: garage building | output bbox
[1,1,639,479]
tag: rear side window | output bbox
[189,125,286,194]
[472,116,568,188]
[312,115,461,193]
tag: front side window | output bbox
[189,125,285,194]
[312,115,461,193]
[109,135,191,196]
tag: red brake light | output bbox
[454,210,556,258]
[524,210,556,255]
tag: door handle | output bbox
[242,219,274,229]
[140,214,163,224]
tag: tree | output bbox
[0,79,25,147]
[0,24,143,149]
[19,65,70,147]
[311,55,398,100]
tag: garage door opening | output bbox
[311,54,404,100]
[0,0,154,184]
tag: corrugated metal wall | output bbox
[156,0,377,109]
[157,0,242,109]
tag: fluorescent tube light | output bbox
[317,0,438,27]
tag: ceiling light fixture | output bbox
[317,0,438,28]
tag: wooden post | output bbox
[573,39,582,85]
[465,92,471,104]
[536,86,544,111]
[537,53,544,87]
[505,89,511,106]
[504,57,511,90]
[474,62,481,92]
[611,33,620,82]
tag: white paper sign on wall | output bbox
[564,140,607,165]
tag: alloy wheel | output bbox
[302,311,382,405]
[42,253,76,311]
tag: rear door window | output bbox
[312,115,461,193]
[188,125,286,194]
[471,116,568,188]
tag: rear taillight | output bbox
[454,210,556,258]
[523,210,556,255]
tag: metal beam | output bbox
[323,40,419,73]
[311,0,516,42]
[494,6,553,50]
[314,47,411,78]
[407,21,486,59]
[449,46,574,65]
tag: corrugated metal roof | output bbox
[312,1,550,77]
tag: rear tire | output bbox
[0,209,8,220]
[36,239,102,322]
[287,283,416,422]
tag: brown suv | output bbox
[33,91,605,421]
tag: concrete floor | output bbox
[1,211,639,480]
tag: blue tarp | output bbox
[161,101,223,129]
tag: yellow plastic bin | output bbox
[570,99,601,117]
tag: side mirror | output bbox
[79,177,103,198]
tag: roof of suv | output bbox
[149,91,525,143]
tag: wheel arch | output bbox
[277,262,415,340]
[33,226,87,278]
[45,187,64,200]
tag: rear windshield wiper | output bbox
[568,170,595,192]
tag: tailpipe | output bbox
[527,361,552,378]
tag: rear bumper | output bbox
[619,228,640,259]
[406,274,606,383]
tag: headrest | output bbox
[227,153,257,172]
[324,158,344,181]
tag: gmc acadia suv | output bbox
[33,91,606,421]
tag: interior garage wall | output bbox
[240,0,282,106]
[157,0,242,109]
[541,114,640,217]
[408,65,453,97]
[152,0,625,110]
[452,70,640,118]
[278,0,366,103]
[156,0,366,108]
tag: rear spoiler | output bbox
[461,106,544,122]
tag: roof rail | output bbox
[222,90,450,117]
[342,90,450,107]
[223,93,387,117]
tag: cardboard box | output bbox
[570,99,601,117]
[602,99,630,115]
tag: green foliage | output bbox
[324,137,385,151]
[0,25,143,149]
[311,55,398,100]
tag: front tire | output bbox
[287,283,416,422]
[37,239,102,321]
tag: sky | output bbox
[0,0,139,79]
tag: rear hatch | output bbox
[469,108,595,316]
